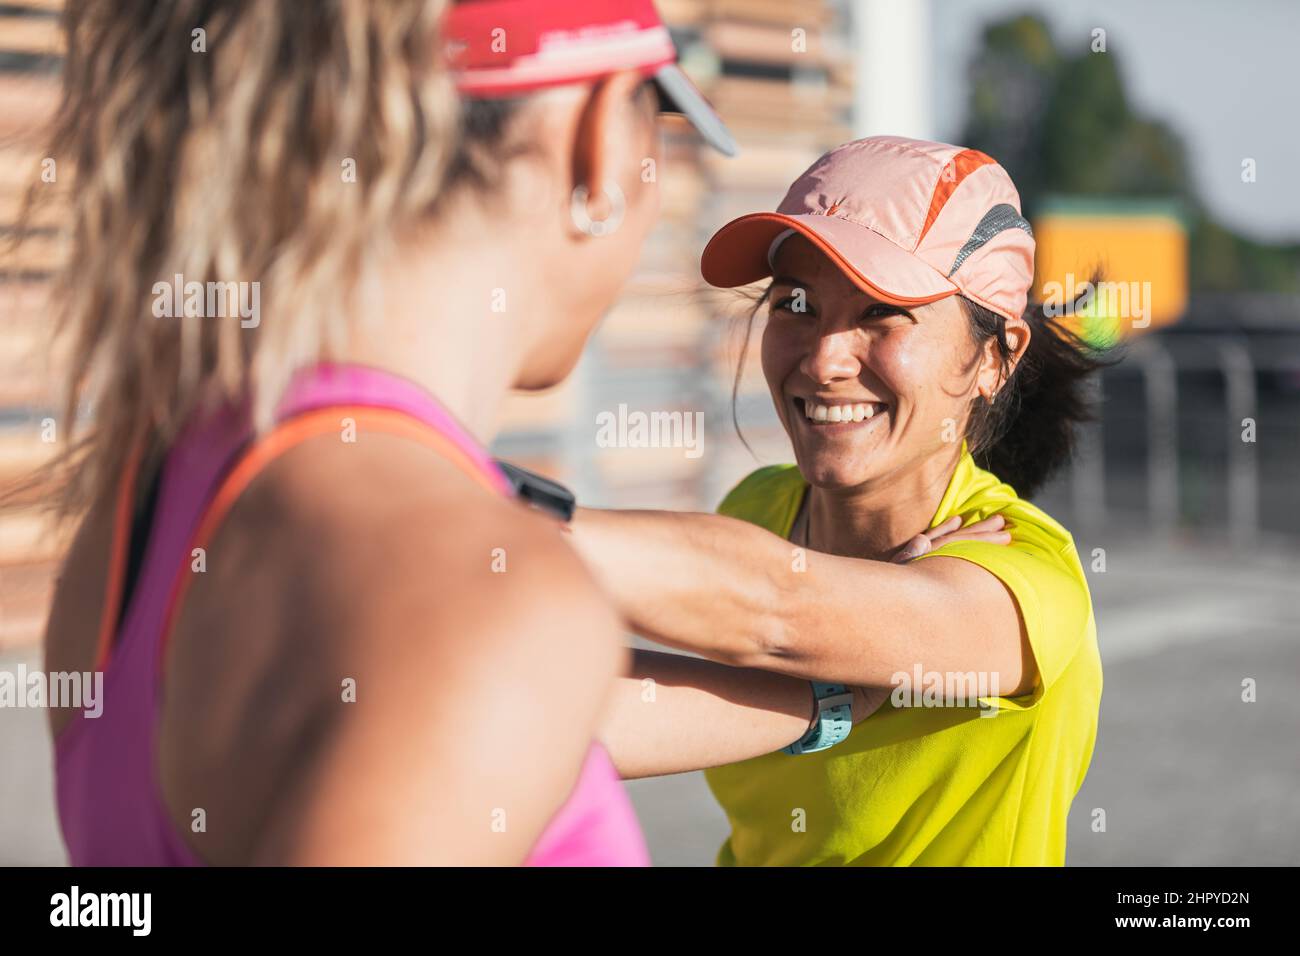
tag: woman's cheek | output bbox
[924,339,980,441]
[869,333,923,403]
[872,331,959,445]
[760,322,799,387]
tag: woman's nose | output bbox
[801,328,862,385]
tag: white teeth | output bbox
[802,400,884,423]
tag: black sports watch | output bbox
[494,459,577,522]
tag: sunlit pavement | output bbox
[3,535,1297,866]
[1065,533,1300,866]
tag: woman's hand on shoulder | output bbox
[891,513,1011,563]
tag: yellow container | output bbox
[1032,198,1187,346]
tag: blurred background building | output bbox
[2,0,1297,865]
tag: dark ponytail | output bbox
[960,284,1115,498]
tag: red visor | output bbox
[444,0,736,155]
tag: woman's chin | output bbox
[515,344,586,391]
[792,431,892,490]
[796,456,884,491]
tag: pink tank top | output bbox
[54,362,649,866]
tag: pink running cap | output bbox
[701,135,1036,322]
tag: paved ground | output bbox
[3,533,1297,866]
[1065,533,1300,866]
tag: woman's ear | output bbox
[977,313,1032,400]
[1002,314,1032,378]
[570,69,652,225]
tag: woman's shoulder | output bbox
[237,430,618,637]
[952,456,1081,564]
[931,455,1094,620]
[161,431,624,862]
[926,459,1099,702]
[171,429,625,734]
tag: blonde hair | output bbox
[18,0,462,516]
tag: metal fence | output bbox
[1064,294,1300,545]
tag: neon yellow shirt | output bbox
[704,450,1102,866]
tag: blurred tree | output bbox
[960,13,1299,295]
[963,16,1060,211]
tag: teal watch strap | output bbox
[783,681,854,755]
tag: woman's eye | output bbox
[862,304,905,321]
[772,296,811,316]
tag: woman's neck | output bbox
[340,226,538,446]
[802,443,964,560]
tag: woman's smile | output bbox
[793,396,890,428]
[790,396,892,449]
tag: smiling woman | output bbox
[571,135,1110,866]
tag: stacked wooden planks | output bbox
[1,0,68,652]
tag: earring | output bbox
[570,182,625,237]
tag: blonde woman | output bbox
[34,0,736,865]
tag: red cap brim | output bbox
[445,1,736,156]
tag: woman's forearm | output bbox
[600,649,889,779]
[569,507,1027,692]
[570,507,792,667]
[600,649,813,779]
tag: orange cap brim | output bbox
[701,212,959,307]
